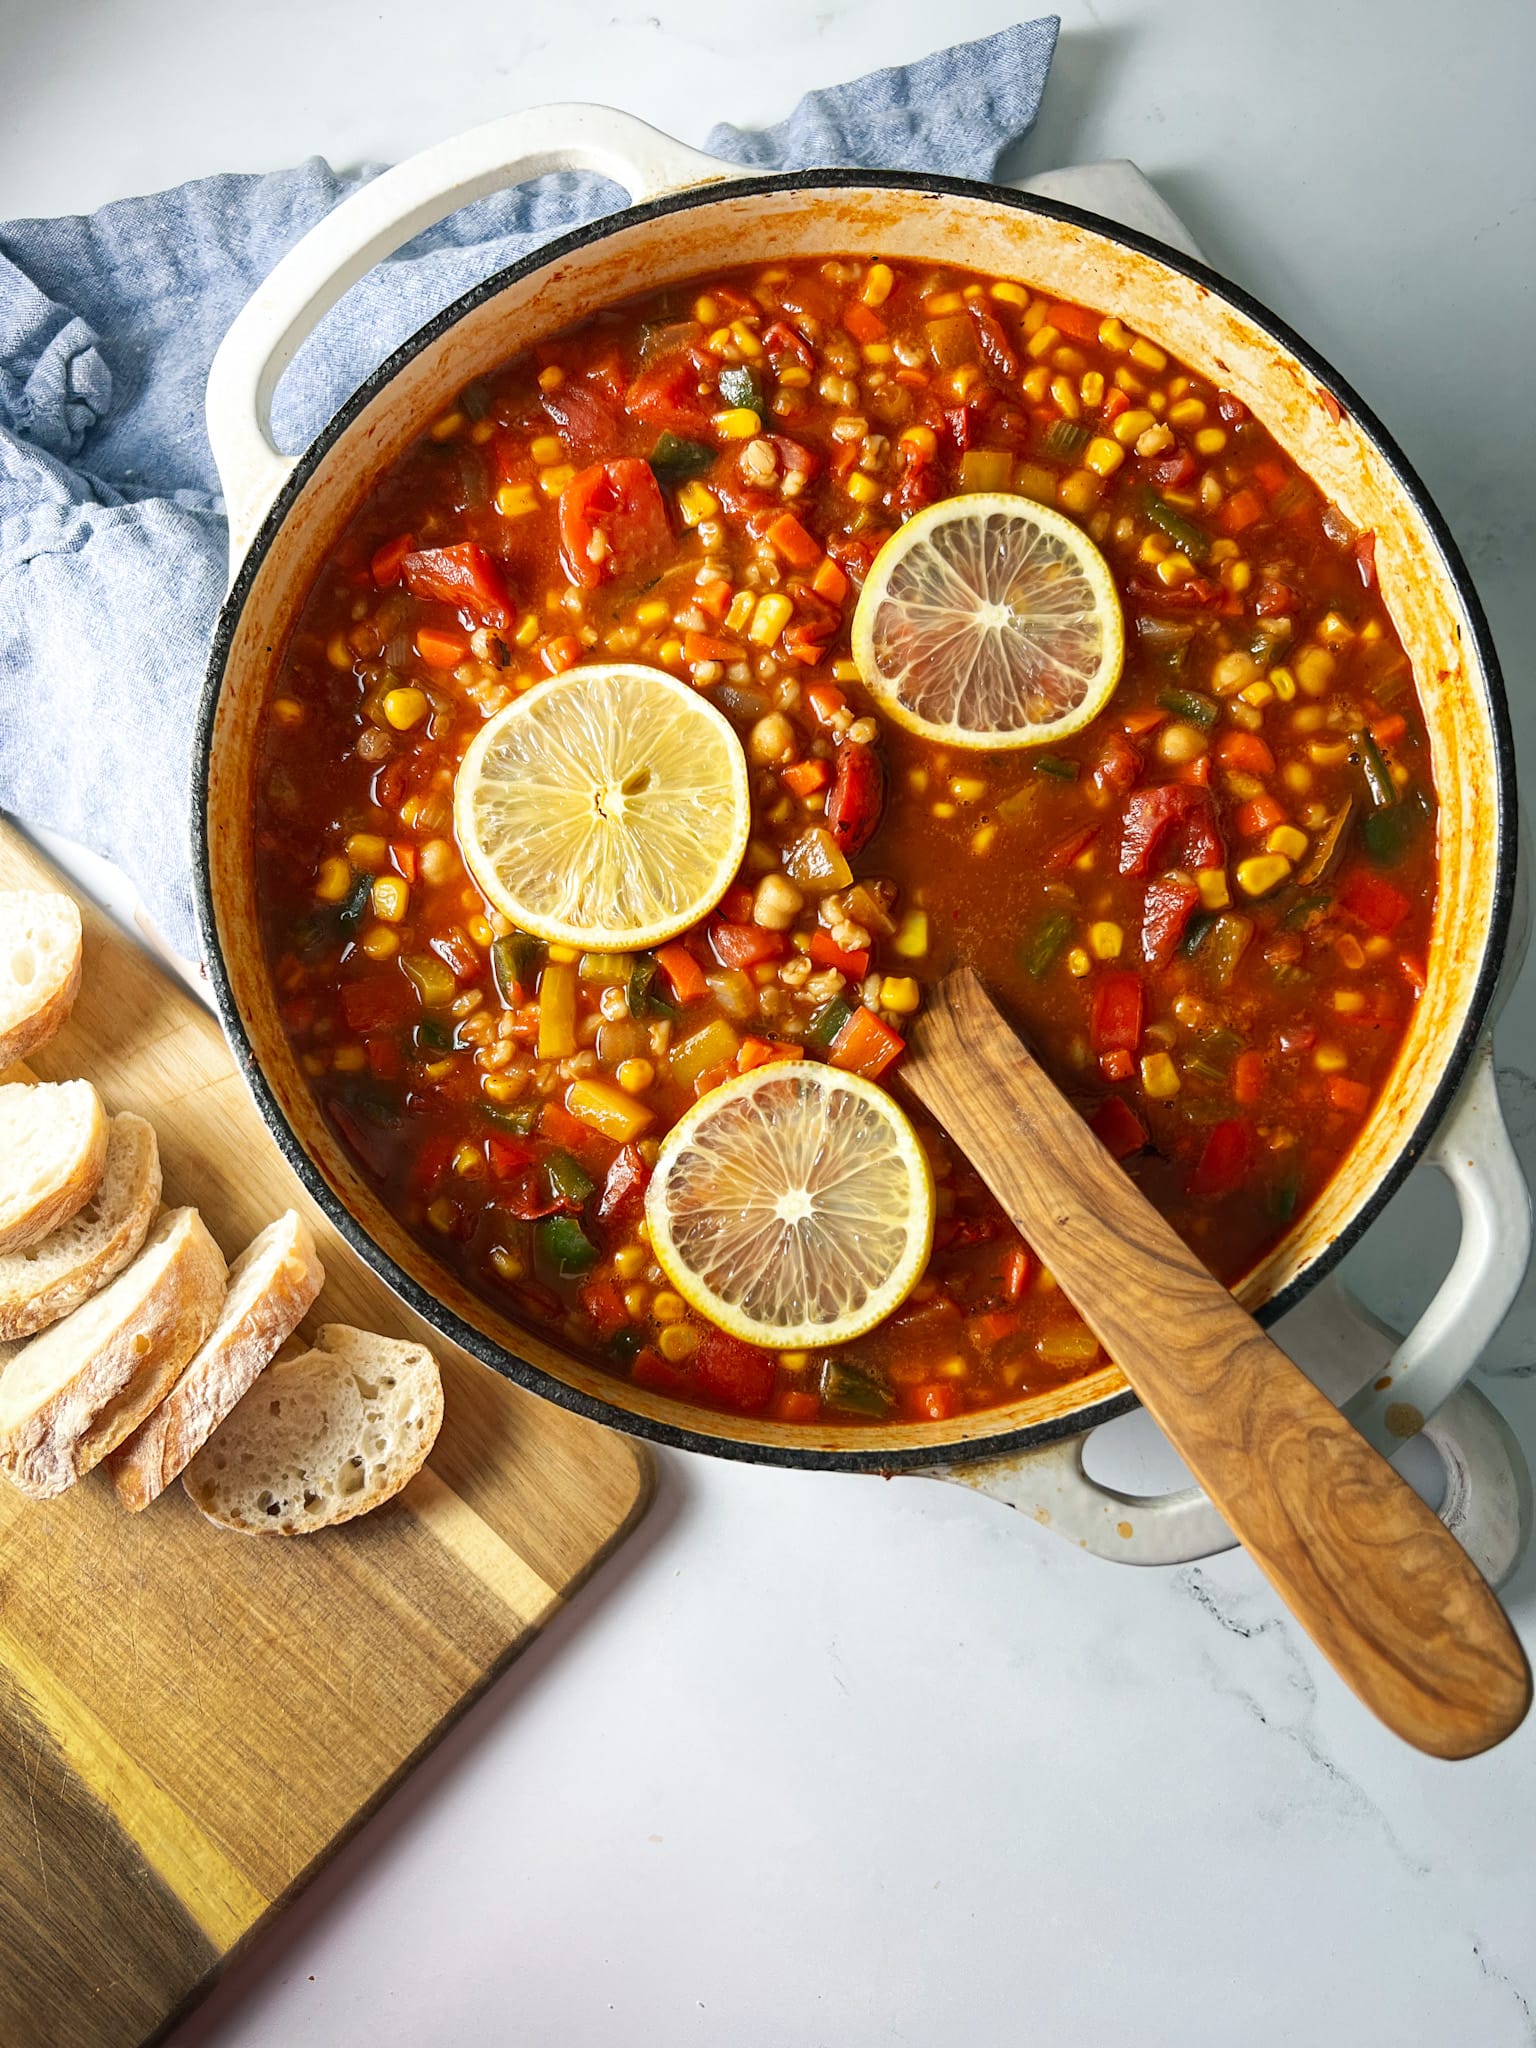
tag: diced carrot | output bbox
[809,927,869,979]
[829,1005,905,1080]
[737,1036,797,1073]
[782,758,831,797]
[1181,755,1212,788]
[1234,794,1286,839]
[371,531,415,586]
[842,300,887,344]
[1327,1076,1371,1114]
[390,842,418,883]
[416,625,469,668]
[542,634,581,673]
[1103,387,1130,421]
[1232,1049,1267,1105]
[1215,731,1276,776]
[1099,1048,1134,1084]
[365,1036,403,1080]
[1121,707,1168,737]
[1047,301,1101,342]
[804,681,848,726]
[1217,488,1264,536]
[655,942,707,1004]
[829,440,861,478]
[695,578,733,619]
[1370,713,1407,748]
[1001,1244,1032,1300]
[900,1381,960,1422]
[1399,953,1426,996]
[1253,458,1289,498]
[539,1100,590,1151]
[771,1388,822,1423]
[766,512,822,567]
[694,1061,735,1098]
[968,1310,1026,1350]
[683,630,739,665]
[811,555,849,604]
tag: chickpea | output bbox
[754,872,806,930]
[749,712,796,765]
[1155,721,1208,765]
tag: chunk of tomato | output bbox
[1190,1119,1254,1200]
[541,382,623,463]
[558,459,671,588]
[1141,875,1201,969]
[693,1329,777,1412]
[625,352,713,438]
[402,543,513,630]
[1119,783,1224,877]
[1090,971,1145,1055]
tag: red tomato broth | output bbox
[253,255,1437,1428]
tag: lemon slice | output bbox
[645,1061,935,1350]
[851,492,1125,748]
[453,664,751,951]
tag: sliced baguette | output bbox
[0,1206,228,1498]
[109,1211,324,1511]
[183,1322,443,1536]
[0,1079,109,1254]
[0,1113,161,1342]
[0,891,82,1070]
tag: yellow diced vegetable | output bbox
[1267,825,1310,863]
[677,480,719,527]
[1195,868,1231,911]
[1083,436,1126,478]
[784,827,852,892]
[314,855,351,902]
[893,909,929,957]
[1088,921,1123,960]
[713,408,761,439]
[1067,948,1091,978]
[862,262,895,306]
[845,473,880,505]
[670,1019,741,1084]
[496,483,537,518]
[530,434,564,466]
[748,593,794,647]
[566,1077,654,1143]
[1140,1052,1181,1099]
[371,876,409,924]
[958,449,1013,492]
[1236,853,1294,897]
[536,959,578,1059]
[345,833,388,870]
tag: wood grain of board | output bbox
[0,819,652,2048]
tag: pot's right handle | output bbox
[205,102,740,568]
[937,1037,1532,1578]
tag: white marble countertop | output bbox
[4,2,1535,2041]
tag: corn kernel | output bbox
[1236,853,1293,897]
[1314,1044,1349,1074]
[1186,870,1229,915]
[951,776,987,802]
[1140,1052,1181,1098]
[429,411,465,441]
[382,686,429,731]
[613,1244,647,1282]
[1057,470,1101,515]
[345,833,388,871]
[862,261,895,306]
[451,1142,482,1178]
[466,915,493,949]
[1333,989,1367,1015]
[845,472,880,505]
[537,365,566,391]
[894,909,929,957]
[861,342,894,365]
[1194,428,1228,456]
[1088,921,1124,960]
[653,1323,697,1364]
[1083,436,1126,478]
[1026,324,1061,360]
[659,637,683,667]
[931,801,957,820]
[713,407,761,439]
[616,1058,656,1095]
[1267,825,1309,863]
[1049,375,1081,421]
[1335,933,1366,970]
[489,1244,525,1281]
[1129,337,1167,370]
[924,289,964,315]
[513,613,540,648]
[1067,948,1091,978]
[991,280,1029,307]
[1080,370,1105,409]
[677,480,719,527]
[749,592,794,646]
[900,424,938,458]
[496,482,537,518]
[635,598,670,629]
[331,1045,366,1073]
[371,875,409,923]
[1156,553,1196,587]
[623,1284,650,1320]
[528,433,563,467]
[427,1196,458,1234]
[971,824,997,856]
[1295,646,1336,695]
[1168,398,1207,428]
[326,633,353,671]
[1308,739,1351,768]
[359,922,398,960]
[730,320,762,358]
[652,1291,686,1325]
[272,696,304,728]
[1269,666,1297,702]
[879,976,921,1015]
[1098,316,1131,352]
[314,855,351,902]
[945,365,981,398]
[1240,680,1276,709]
[482,1073,525,1103]
[832,659,861,683]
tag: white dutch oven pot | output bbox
[195,107,1531,1576]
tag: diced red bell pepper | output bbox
[827,741,885,857]
[1141,875,1201,970]
[578,1275,629,1342]
[1099,1048,1134,1084]
[631,1345,697,1400]
[762,321,814,369]
[1232,1050,1268,1106]
[1118,783,1224,877]
[1339,871,1410,934]
[1090,970,1145,1056]
[1217,489,1264,536]
[1253,581,1299,619]
[710,920,788,969]
[625,352,714,438]
[1094,730,1144,797]
[558,458,671,589]
[402,543,513,630]
[371,531,415,586]
[1190,1119,1253,1200]
[365,1036,403,1081]
[598,1142,652,1221]
[431,927,484,984]
[1090,1095,1149,1161]
[1149,448,1198,490]
[406,1132,457,1201]
[809,927,869,979]
[1046,826,1098,871]
[342,974,416,1034]
[486,1133,538,1181]
[967,303,1019,378]
[693,1328,777,1413]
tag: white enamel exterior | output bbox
[202,106,1529,1537]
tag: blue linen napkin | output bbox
[0,19,1057,963]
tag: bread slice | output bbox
[183,1323,443,1536]
[0,891,82,1070]
[0,1206,227,1498]
[108,1211,324,1511]
[0,1113,161,1342]
[0,1080,109,1255]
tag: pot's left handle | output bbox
[205,102,741,569]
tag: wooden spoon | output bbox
[905,967,1531,1759]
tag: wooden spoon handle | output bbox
[905,968,1530,1759]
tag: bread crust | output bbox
[0,892,83,1070]
[0,1081,109,1255]
[0,1208,228,1498]
[0,1114,162,1342]
[109,1212,324,1511]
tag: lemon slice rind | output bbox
[453,664,751,952]
[645,1061,936,1350]
[850,491,1125,750]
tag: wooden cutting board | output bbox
[0,820,652,2048]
